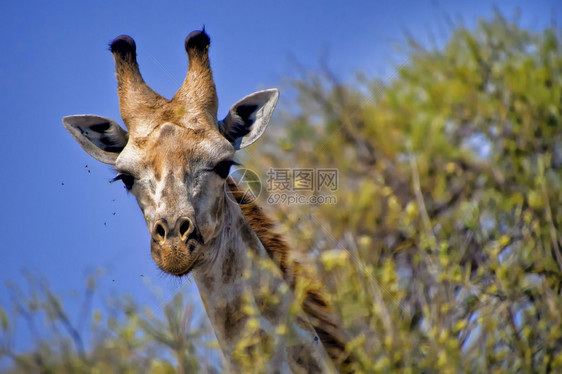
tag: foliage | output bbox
[2,11,562,373]
[246,12,562,373]
[0,273,220,373]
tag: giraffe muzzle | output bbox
[150,216,204,276]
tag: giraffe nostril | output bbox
[156,224,166,237]
[153,220,168,242]
[180,221,190,235]
[178,217,193,241]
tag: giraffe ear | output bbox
[62,115,128,165]
[219,88,279,150]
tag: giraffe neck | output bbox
[191,192,330,373]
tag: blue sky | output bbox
[0,0,558,357]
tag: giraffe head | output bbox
[63,30,278,276]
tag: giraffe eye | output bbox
[213,160,237,179]
[111,173,135,190]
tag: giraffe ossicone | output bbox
[63,29,353,373]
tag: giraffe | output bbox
[62,30,353,373]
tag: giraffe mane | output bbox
[226,177,355,373]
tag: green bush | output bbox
[0,273,220,373]
[246,12,562,373]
